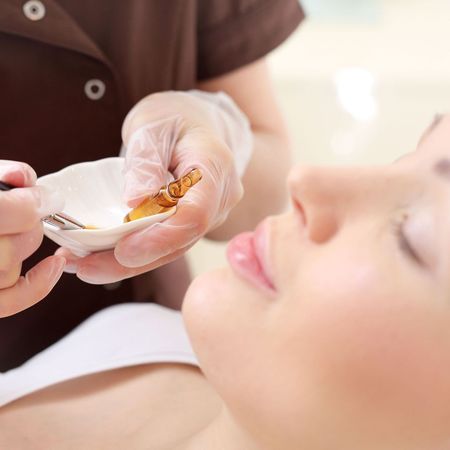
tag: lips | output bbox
[226,220,275,293]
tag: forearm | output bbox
[207,127,292,241]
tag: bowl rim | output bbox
[37,156,124,184]
[37,157,177,252]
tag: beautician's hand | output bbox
[57,90,253,284]
[0,161,65,317]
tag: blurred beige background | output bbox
[187,0,450,276]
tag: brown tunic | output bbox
[0,0,304,370]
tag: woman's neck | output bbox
[176,406,261,450]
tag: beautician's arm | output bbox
[56,59,293,285]
[198,59,292,240]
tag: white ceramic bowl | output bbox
[37,157,175,256]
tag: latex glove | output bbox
[58,90,253,284]
[0,161,66,317]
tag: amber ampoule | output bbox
[124,168,202,223]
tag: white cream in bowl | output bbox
[37,157,175,256]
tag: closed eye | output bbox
[393,219,422,266]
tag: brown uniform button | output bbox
[84,79,106,100]
[23,0,46,21]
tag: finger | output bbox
[0,228,44,289]
[115,199,207,268]
[54,247,83,274]
[123,116,183,207]
[0,161,37,187]
[0,255,65,318]
[0,185,64,234]
[0,263,21,290]
[67,245,192,285]
[170,135,244,226]
[0,227,44,271]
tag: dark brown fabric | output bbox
[0,0,304,371]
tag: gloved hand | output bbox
[0,161,65,317]
[57,90,253,284]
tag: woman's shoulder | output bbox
[0,303,198,408]
[0,359,220,450]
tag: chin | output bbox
[182,267,234,368]
[182,267,229,330]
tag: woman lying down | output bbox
[1,115,450,450]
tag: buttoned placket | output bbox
[1,0,118,104]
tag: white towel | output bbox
[0,303,198,407]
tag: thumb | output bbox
[122,116,184,207]
[0,161,37,188]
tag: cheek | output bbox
[286,253,450,440]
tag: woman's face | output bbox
[183,116,450,450]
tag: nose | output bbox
[287,164,374,243]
